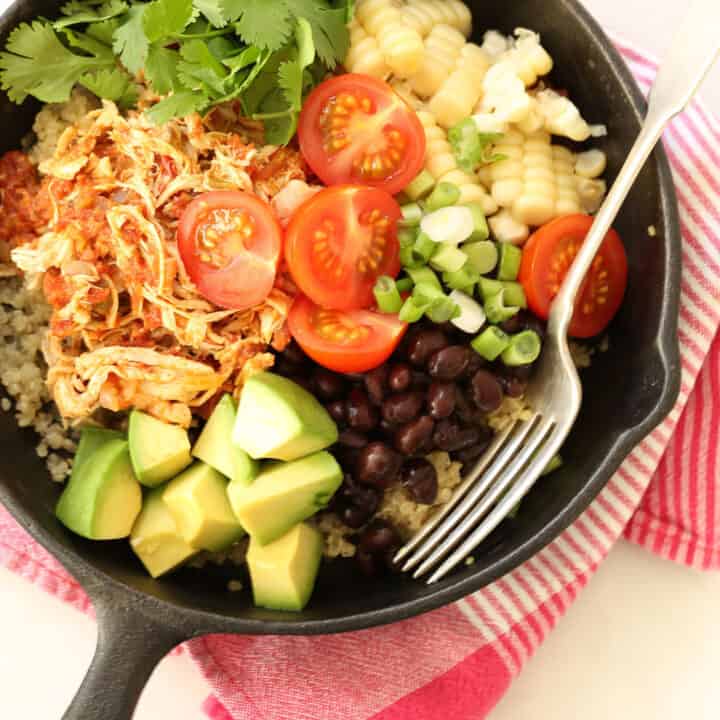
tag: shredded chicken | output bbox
[6,101,303,426]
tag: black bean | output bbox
[356,547,377,575]
[463,351,487,379]
[364,364,389,405]
[394,415,435,455]
[334,446,361,472]
[471,370,504,413]
[455,438,492,465]
[455,390,486,425]
[312,368,346,400]
[326,400,347,425]
[427,345,471,381]
[338,429,369,449]
[407,328,448,367]
[433,420,483,452]
[519,310,546,340]
[355,442,402,488]
[380,417,398,434]
[388,363,412,393]
[499,314,524,334]
[427,381,457,420]
[282,342,307,366]
[348,484,381,515]
[382,391,425,425]
[504,363,534,382]
[339,504,373,529]
[401,458,438,504]
[410,371,431,389]
[503,376,527,398]
[359,520,401,553]
[347,388,378,432]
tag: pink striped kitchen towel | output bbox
[1,41,719,720]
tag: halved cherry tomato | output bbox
[298,74,426,195]
[177,190,282,310]
[288,295,408,373]
[285,185,401,310]
[519,214,628,338]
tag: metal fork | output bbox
[395,0,720,585]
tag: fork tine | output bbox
[393,421,516,564]
[413,417,556,580]
[426,423,563,584]
[399,415,540,572]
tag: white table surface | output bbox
[2,1,719,719]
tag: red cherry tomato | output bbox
[288,295,408,373]
[519,214,628,338]
[177,191,282,310]
[298,74,426,195]
[284,185,401,310]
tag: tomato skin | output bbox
[288,295,408,373]
[519,214,628,338]
[285,185,401,311]
[177,191,282,310]
[298,74,426,196]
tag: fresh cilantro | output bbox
[86,17,121,45]
[112,5,148,74]
[286,0,347,68]
[61,27,115,58]
[0,21,114,103]
[142,0,196,43]
[146,89,209,124]
[448,119,504,173]
[145,45,181,94]
[177,39,228,95]
[228,0,294,52]
[54,0,128,29]
[80,67,138,107]
[222,45,261,76]
[191,0,226,28]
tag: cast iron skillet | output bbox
[0,0,682,717]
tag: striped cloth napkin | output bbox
[1,41,719,720]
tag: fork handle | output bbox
[549,0,720,336]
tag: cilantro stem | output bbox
[173,29,234,40]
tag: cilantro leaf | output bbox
[277,58,302,112]
[113,5,148,74]
[222,45,261,75]
[258,87,297,145]
[146,89,209,124]
[0,21,114,103]
[177,39,228,96]
[60,27,115,59]
[145,45,181,94]
[192,0,226,28]
[80,67,138,107]
[143,0,196,43]
[86,17,121,45]
[54,0,128,29]
[227,0,293,52]
[285,0,348,67]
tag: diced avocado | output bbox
[233,372,338,461]
[192,394,258,485]
[128,410,192,487]
[130,488,197,578]
[247,523,323,611]
[227,451,342,545]
[162,462,245,552]
[56,433,141,540]
[73,426,124,474]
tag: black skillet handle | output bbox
[61,596,186,720]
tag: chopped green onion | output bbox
[501,330,542,366]
[471,326,510,361]
[404,170,436,201]
[406,266,442,291]
[398,227,418,247]
[400,203,423,228]
[430,244,468,273]
[541,454,563,476]
[443,264,480,292]
[449,289,486,333]
[420,206,474,245]
[426,295,460,323]
[501,281,527,309]
[373,276,403,314]
[478,277,504,300]
[463,240,498,275]
[400,243,425,269]
[425,182,461,212]
[413,232,437,264]
[465,203,490,241]
[395,277,413,293]
[399,295,429,323]
[412,283,443,306]
[497,243,523,281]
[484,289,520,324]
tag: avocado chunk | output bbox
[128,410,192,487]
[227,451,341,545]
[56,431,142,540]
[162,462,245,552]
[130,488,198,578]
[247,523,323,611]
[192,394,258,485]
[233,372,338,461]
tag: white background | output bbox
[1,1,720,718]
